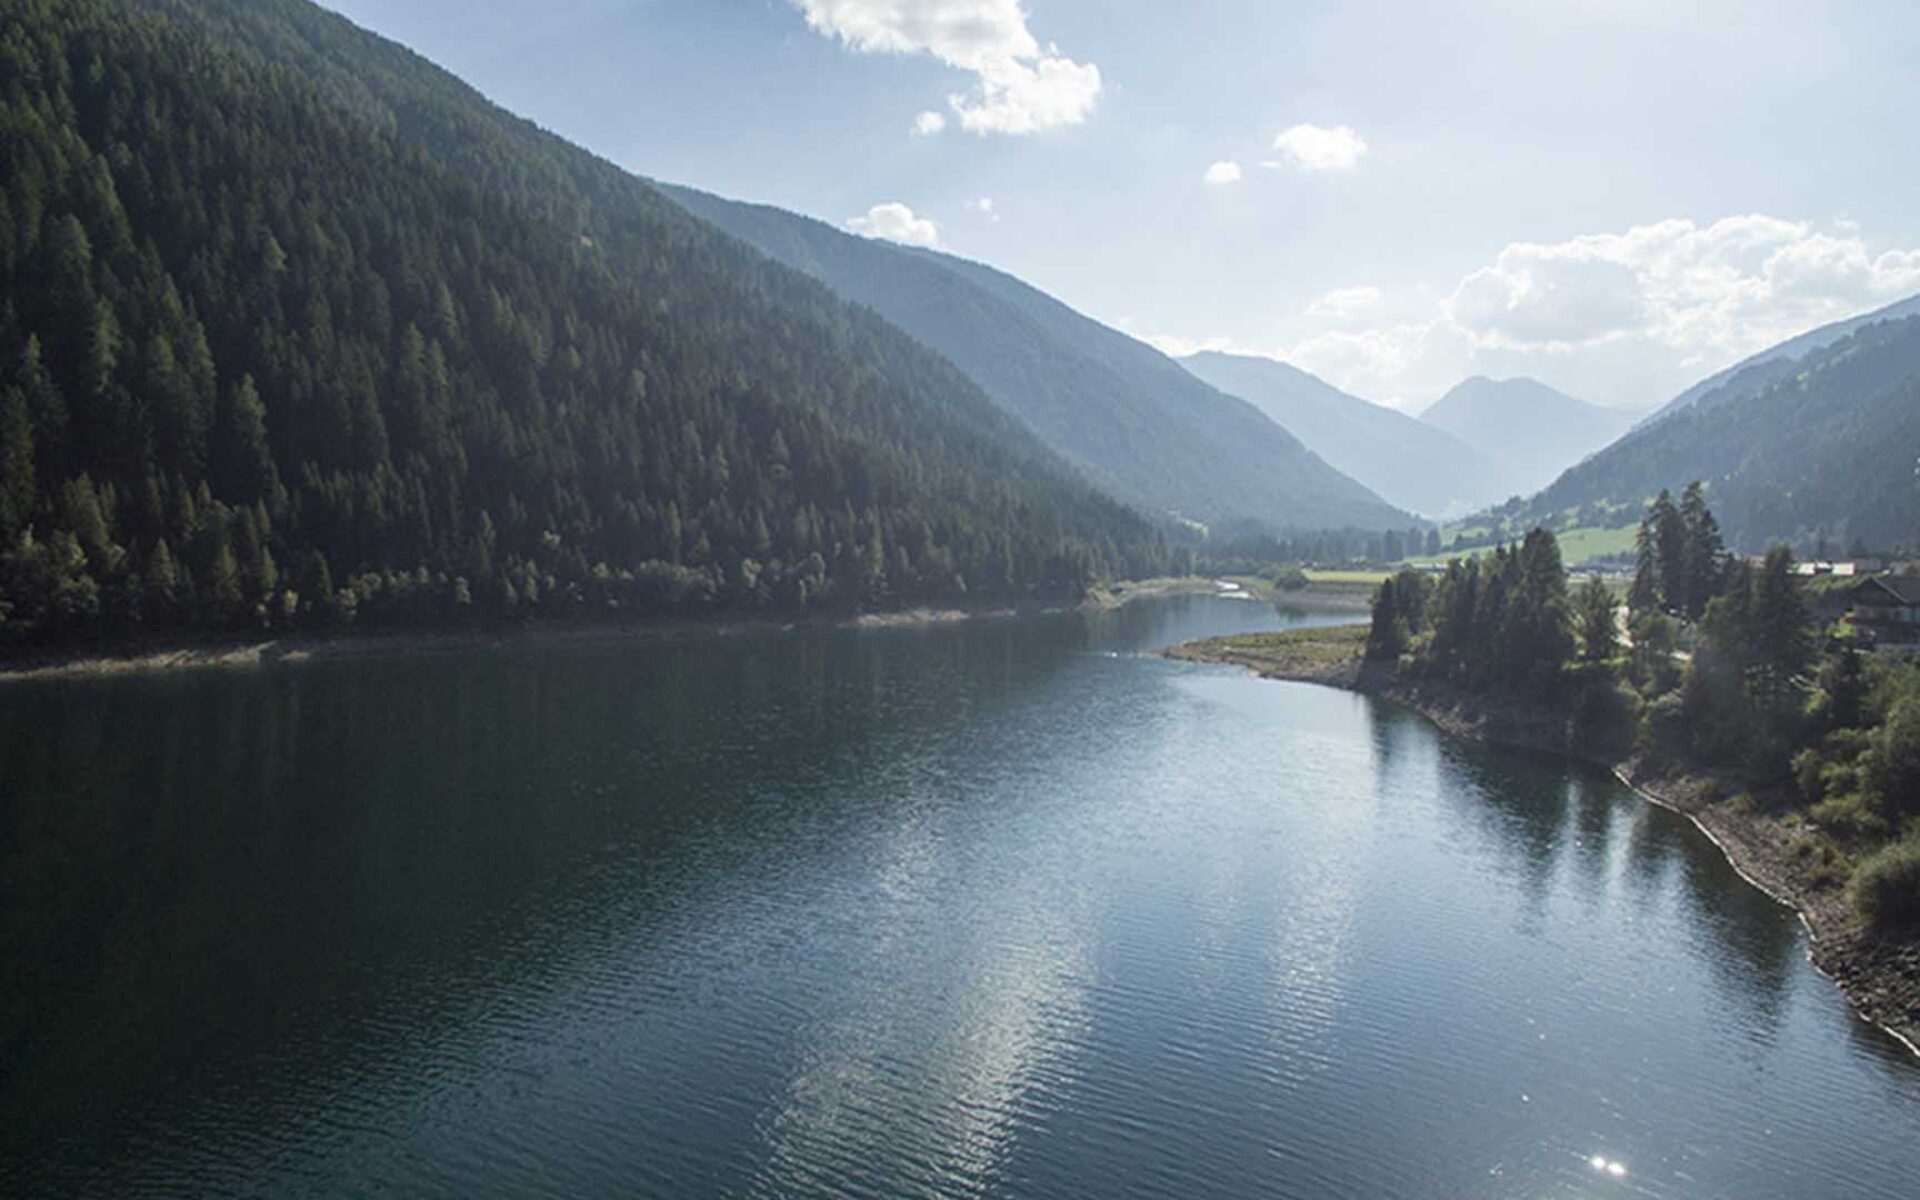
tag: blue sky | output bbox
[326,0,1920,411]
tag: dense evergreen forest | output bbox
[1363,493,1920,928]
[0,0,1185,645]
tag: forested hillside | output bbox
[1641,291,1920,427]
[1179,351,1499,517]
[1511,315,1920,551]
[663,185,1411,533]
[0,0,1182,643]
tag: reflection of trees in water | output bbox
[0,618,1097,1174]
[1620,801,1686,899]
[1361,699,1803,1048]
[1426,736,1580,930]
[1593,776,1801,1046]
[1364,698,1444,817]
[1669,824,1801,1042]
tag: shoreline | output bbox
[1164,626,1920,1060]
[0,576,1251,685]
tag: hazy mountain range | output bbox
[663,186,1411,532]
[1176,352,1498,519]
[1416,377,1642,500]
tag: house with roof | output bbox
[1848,575,1920,645]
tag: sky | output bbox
[323,0,1920,412]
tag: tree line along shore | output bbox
[1168,485,1920,1056]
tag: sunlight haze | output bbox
[324,0,1920,410]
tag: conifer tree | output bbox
[1575,575,1618,663]
[0,386,33,540]
[1677,482,1727,620]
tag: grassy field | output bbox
[1166,623,1369,683]
[1403,523,1636,569]
[1303,569,1392,587]
[1212,624,1367,662]
[1551,525,1637,565]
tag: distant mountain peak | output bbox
[1178,351,1504,519]
[1418,375,1634,497]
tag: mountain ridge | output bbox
[661,185,1414,533]
[1505,315,1920,550]
[1640,291,1920,428]
[1177,351,1503,518]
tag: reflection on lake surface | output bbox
[2,596,1917,1197]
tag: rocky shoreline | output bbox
[1165,626,1920,1059]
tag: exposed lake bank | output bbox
[0,577,1262,685]
[1166,624,1920,1058]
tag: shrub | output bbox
[1852,838,1920,929]
[1825,727,1873,757]
[1808,791,1890,841]
[1861,699,1920,820]
[1573,679,1639,759]
[1637,692,1690,765]
[1268,564,1310,592]
[1790,832,1851,890]
[1820,760,1862,801]
[1792,748,1824,803]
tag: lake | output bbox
[3,595,1917,1197]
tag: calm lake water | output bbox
[2,595,1917,1198]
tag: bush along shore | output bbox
[1167,487,1920,1057]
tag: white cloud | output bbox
[913,110,948,135]
[1203,160,1243,186]
[1130,214,1920,411]
[1287,323,1453,405]
[794,1,1101,135]
[845,201,941,248]
[1445,214,1920,362]
[1278,213,1920,407]
[968,196,999,221]
[1307,285,1382,319]
[1266,123,1368,171]
[954,52,1102,134]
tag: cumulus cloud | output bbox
[1445,214,1920,362]
[845,202,941,247]
[1203,160,1243,186]
[1307,285,1382,319]
[1286,214,1920,405]
[968,196,999,221]
[795,1,1101,135]
[1265,123,1368,172]
[1130,213,1920,410]
[913,110,948,135]
[1288,323,1454,406]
